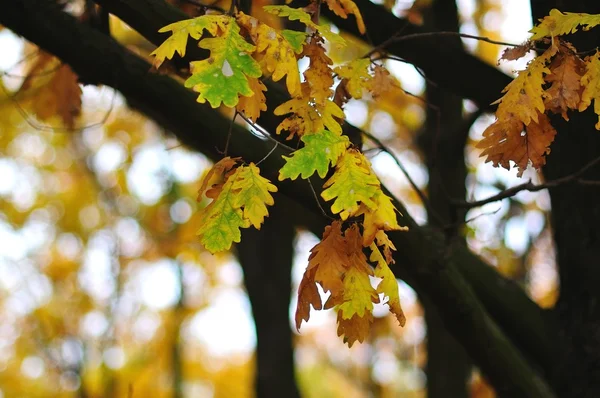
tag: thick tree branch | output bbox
[0,1,557,396]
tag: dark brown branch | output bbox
[453,154,600,209]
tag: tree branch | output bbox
[454,154,600,209]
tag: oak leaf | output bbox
[500,42,534,61]
[231,163,278,229]
[321,149,380,219]
[197,156,240,200]
[236,77,267,121]
[295,266,322,330]
[494,46,557,125]
[183,16,262,108]
[579,52,600,129]
[334,58,372,100]
[279,129,350,180]
[477,113,557,176]
[357,190,405,246]
[544,51,584,120]
[324,0,366,35]
[336,311,373,348]
[530,9,600,40]
[370,244,406,326]
[236,13,301,96]
[197,163,277,252]
[151,15,227,68]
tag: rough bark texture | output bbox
[0,1,560,396]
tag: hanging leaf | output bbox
[236,13,302,96]
[321,149,380,219]
[236,77,267,121]
[530,9,600,40]
[279,129,350,180]
[184,16,262,108]
[151,15,227,67]
[324,0,366,34]
[370,244,406,326]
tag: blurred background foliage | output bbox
[0,0,556,396]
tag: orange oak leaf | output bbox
[477,113,557,176]
[324,0,366,35]
[500,42,533,61]
[197,157,240,200]
[544,50,584,120]
[336,311,373,348]
[308,220,348,298]
[295,266,322,330]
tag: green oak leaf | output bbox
[279,130,350,180]
[184,17,262,108]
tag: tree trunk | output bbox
[237,199,301,398]
[419,1,471,397]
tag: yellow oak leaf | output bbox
[231,163,278,229]
[303,37,335,106]
[494,45,557,126]
[579,52,600,129]
[477,113,557,176]
[375,230,397,265]
[334,58,372,99]
[336,311,373,348]
[321,149,380,219]
[370,244,406,327]
[236,13,301,97]
[274,88,322,138]
[337,264,377,319]
[324,0,366,34]
[274,87,344,137]
[356,190,405,246]
[236,77,267,121]
[544,50,584,120]
[295,266,322,330]
[151,15,227,68]
[530,9,600,41]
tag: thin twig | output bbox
[454,155,600,209]
[236,111,296,152]
[308,177,334,220]
[256,141,278,165]
[223,110,237,156]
